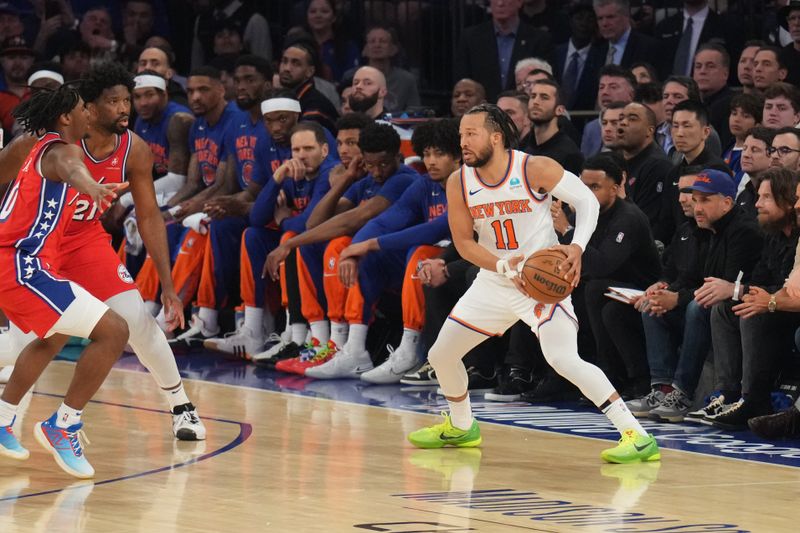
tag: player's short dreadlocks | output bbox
[464,103,519,149]
[13,85,81,134]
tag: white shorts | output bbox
[448,269,578,336]
[44,282,110,339]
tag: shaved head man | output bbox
[349,66,388,119]
[137,46,174,80]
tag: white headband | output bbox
[134,74,167,91]
[27,70,64,86]
[261,98,301,115]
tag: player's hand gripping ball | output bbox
[521,249,575,304]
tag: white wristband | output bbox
[496,258,510,275]
[496,258,521,279]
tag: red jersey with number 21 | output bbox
[62,129,132,240]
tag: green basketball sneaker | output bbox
[408,412,482,449]
[601,429,660,464]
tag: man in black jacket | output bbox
[655,100,727,244]
[693,43,734,149]
[454,0,552,102]
[703,168,800,429]
[277,40,339,134]
[628,168,763,422]
[575,153,662,395]
[618,102,674,229]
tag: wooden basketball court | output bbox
[0,356,796,532]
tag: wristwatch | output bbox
[768,294,777,313]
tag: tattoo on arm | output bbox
[167,113,194,175]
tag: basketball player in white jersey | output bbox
[408,104,660,464]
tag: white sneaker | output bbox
[203,326,264,359]
[172,405,206,441]
[360,344,418,384]
[305,344,373,379]
[250,333,290,364]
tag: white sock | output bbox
[163,382,191,410]
[448,396,473,430]
[347,324,369,352]
[144,300,161,317]
[198,307,218,334]
[330,321,349,348]
[281,310,292,342]
[290,323,308,345]
[55,402,82,429]
[399,328,421,351]
[243,306,264,337]
[0,398,17,426]
[603,398,648,437]
[309,320,330,344]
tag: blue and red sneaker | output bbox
[0,418,29,460]
[34,413,94,479]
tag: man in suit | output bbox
[655,0,745,80]
[454,0,553,102]
[593,0,660,70]
[554,2,605,111]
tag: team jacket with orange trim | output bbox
[223,113,270,189]
[189,101,243,187]
[134,100,191,177]
[250,157,338,232]
[342,164,418,209]
[351,175,449,250]
[251,124,337,188]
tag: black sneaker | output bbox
[400,361,438,387]
[168,315,220,353]
[712,399,772,431]
[748,406,800,439]
[253,341,300,369]
[485,366,534,402]
[520,374,580,403]
[466,366,497,391]
[684,392,725,424]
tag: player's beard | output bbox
[105,117,128,134]
[530,110,556,126]
[464,144,493,168]
[349,92,379,113]
[236,96,258,111]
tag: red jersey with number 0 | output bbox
[62,129,132,239]
[0,132,72,261]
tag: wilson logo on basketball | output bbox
[532,272,567,294]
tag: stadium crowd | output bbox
[1,0,800,442]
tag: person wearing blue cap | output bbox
[626,167,763,423]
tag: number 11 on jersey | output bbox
[491,219,519,250]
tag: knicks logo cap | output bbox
[680,169,736,199]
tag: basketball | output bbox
[521,249,574,304]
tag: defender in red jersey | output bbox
[0,63,206,441]
[0,87,130,478]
